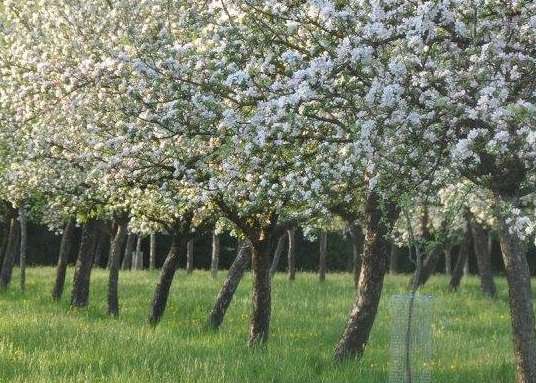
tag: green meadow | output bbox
[0,268,515,382]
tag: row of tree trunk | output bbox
[0,206,29,292]
[3,197,531,381]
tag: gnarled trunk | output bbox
[148,233,185,326]
[287,227,296,281]
[107,221,128,316]
[496,195,536,382]
[249,240,272,347]
[71,220,98,308]
[0,218,19,290]
[448,212,472,292]
[208,242,251,329]
[52,219,76,300]
[270,233,286,278]
[334,191,398,360]
[471,220,496,298]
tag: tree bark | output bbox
[52,219,76,300]
[150,233,157,270]
[319,231,327,282]
[208,241,251,329]
[19,206,28,291]
[496,196,536,383]
[270,233,286,278]
[71,220,98,307]
[186,239,194,274]
[148,233,185,326]
[107,220,128,316]
[0,217,19,290]
[249,240,273,347]
[211,231,220,279]
[287,227,296,281]
[334,191,398,361]
[122,233,136,270]
[348,223,363,289]
[449,212,472,292]
[471,220,497,298]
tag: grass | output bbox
[0,267,517,382]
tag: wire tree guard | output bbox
[388,293,433,383]
[388,203,434,383]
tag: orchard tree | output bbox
[423,2,536,380]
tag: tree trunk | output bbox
[19,206,28,291]
[389,243,400,275]
[463,256,470,276]
[444,247,453,275]
[52,219,76,300]
[12,223,21,268]
[186,239,194,274]
[211,231,220,279]
[150,233,157,270]
[319,231,327,282]
[70,220,98,308]
[107,222,119,269]
[334,191,398,360]
[93,226,107,267]
[471,220,497,298]
[270,233,286,278]
[133,235,143,270]
[148,234,185,326]
[0,220,10,267]
[122,233,136,270]
[249,240,272,347]
[411,247,441,288]
[287,227,296,281]
[448,212,472,292]
[107,221,128,316]
[0,218,18,290]
[208,241,251,329]
[349,223,363,288]
[496,196,536,382]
